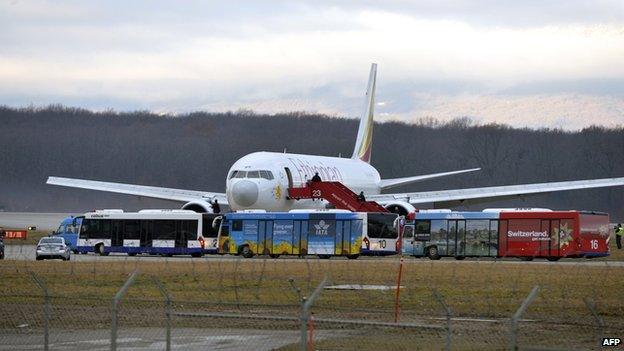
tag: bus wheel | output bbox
[547,257,560,262]
[426,247,440,260]
[318,255,331,259]
[346,254,359,260]
[191,252,202,258]
[128,253,137,257]
[241,245,253,258]
[269,254,280,259]
[96,244,108,256]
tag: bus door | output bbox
[447,220,466,256]
[140,220,153,248]
[335,221,350,255]
[111,220,123,247]
[258,220,273,255]
[539,220,551,257]
[401,224,415,255]
[549,220,560,257]
[295,220,307,255]
[175,221,189,249]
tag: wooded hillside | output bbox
[1,106,622,220]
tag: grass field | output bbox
[2,254,622,350]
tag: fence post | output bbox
[153,277,173,351]
[509,285,539,351]
[300,275,328,351]
[30,272,50,351]
[432,289,452,351]
[583,297,605,347]
[111,270,139,351]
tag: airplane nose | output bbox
[231,180,259,207]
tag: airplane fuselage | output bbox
[226,151,381,211]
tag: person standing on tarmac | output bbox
[616,223,623,250]
[211,199,221,214]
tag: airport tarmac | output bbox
[0,212,76,232]
[4,244,624,267]
[0,328,319,351]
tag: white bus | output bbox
[75,210,220,256]
[361,213,401,255]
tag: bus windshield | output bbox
[367,213,398,239]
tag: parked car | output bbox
[36,237,71,261]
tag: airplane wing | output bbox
[369,177,624,207]
[379,168,480,190]
[47,176,228,204]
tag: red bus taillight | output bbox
[199,237,205,249]
[363,237,370,250]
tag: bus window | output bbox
[367,213,399,239]
[465,220,489,256]
[403,225,414,239]
[124,220,140,240]
[430,220,447,255]
[154,220,176,240]
[414,220,431,241]
[232,220,243,231]
[415,220,430,234]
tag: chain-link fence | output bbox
[1,249,623,350]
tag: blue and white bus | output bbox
[75,210,221,256]
[52,216,82,253]
[217,210,399,259]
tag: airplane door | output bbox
[284,167,294,189]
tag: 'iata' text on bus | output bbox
[507,230,550,241]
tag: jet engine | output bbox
[181,200,214,213]
[380,201,416,216]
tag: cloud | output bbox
[0,1,623,129]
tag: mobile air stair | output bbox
[287,181,388,213]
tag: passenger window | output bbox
[415,220,431,234]
[247,171,260,178]
[403,225,414,238]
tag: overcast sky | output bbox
[1,0,623,129]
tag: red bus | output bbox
[404,210,610,260]
[498,211,610,260]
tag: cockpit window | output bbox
[230,170,274,180]
[260,171,274,180]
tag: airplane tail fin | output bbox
[351,63,377,164]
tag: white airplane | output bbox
[47,64,624,214]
